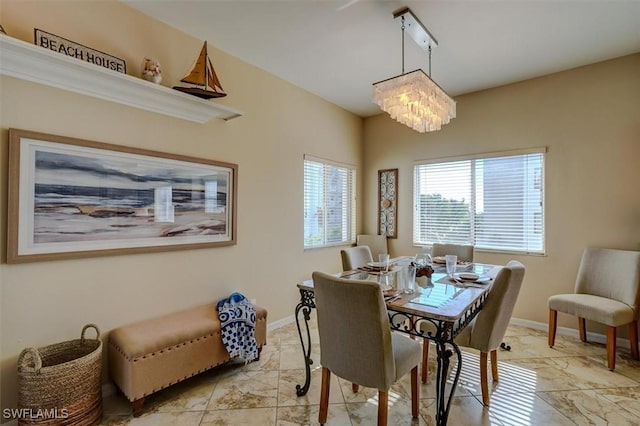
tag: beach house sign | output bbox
[34,29,126,74]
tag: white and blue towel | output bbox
[216,292,258,363]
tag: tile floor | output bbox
[101,317,640,425]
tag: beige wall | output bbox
[0,0,362,412]
[364,53,640,329]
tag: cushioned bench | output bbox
[108,302,267,416]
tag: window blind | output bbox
[304,156,356,249]
[414,150,545,254]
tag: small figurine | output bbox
[141,57,162,84]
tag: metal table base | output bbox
[294,287,486,425]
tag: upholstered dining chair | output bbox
[548,248,640,370]
[340,245,374,271]
[420,260,525,406]
[431,243,475,262]
[357,234,389,260]
[312,271,421,426]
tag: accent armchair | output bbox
[548,248,640,370]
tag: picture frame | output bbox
[378,168,398,238]
[7,129,237,263]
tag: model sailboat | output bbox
[173,41,227,99]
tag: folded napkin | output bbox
[216,292,258,363]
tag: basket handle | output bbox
[81,323,101,342]
[18,348,42,372]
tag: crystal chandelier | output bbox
[373,7,456,133]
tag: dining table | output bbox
[294,258,501,426]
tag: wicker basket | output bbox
[17,324,102,426]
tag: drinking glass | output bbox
[403,264,417,294]
[445,254,457,277]
[378,253,390,273]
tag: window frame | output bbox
[303,154,356,250]
[413,148,546,255]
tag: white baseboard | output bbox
[267,315,295,332]
[510,317,631,349]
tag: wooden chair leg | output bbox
[132,397,145,417]
[490,349,499,382]
[606,326,617,371]
[411,366,419,418]
[421,338,429,383]
[352,383,359,393]
[578,317,587,342]
[548,309,557,347]
[480,352,490,406]
[629,320,639,360]
[377,390,388,426]
[319,367,331,424]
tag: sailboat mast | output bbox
[204,41,209,90]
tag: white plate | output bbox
[432,256,446,264]
[457,272,479,281]
[455,273,491,284]
[367,261,387,268]
[383,289,401,298]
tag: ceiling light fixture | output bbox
[373,7,456,133]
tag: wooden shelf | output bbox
[0,35,243,123]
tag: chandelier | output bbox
[373,7,456,133]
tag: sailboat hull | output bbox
[173,86,227,99]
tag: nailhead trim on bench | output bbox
[109,330,222,362]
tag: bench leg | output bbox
[132,397,145,417]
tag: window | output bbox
[154,186,174,223]
[414,149,545,254]
[304,155,356,249]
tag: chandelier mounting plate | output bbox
[393,7,438,51]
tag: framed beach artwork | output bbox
[7,129,237,263]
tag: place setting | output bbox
[358,262,390,273]
[431,256,472,267]
[434,269,493,288]
[450,272,492,285]
[357,253,394,274]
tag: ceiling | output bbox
[124,0,640,118]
